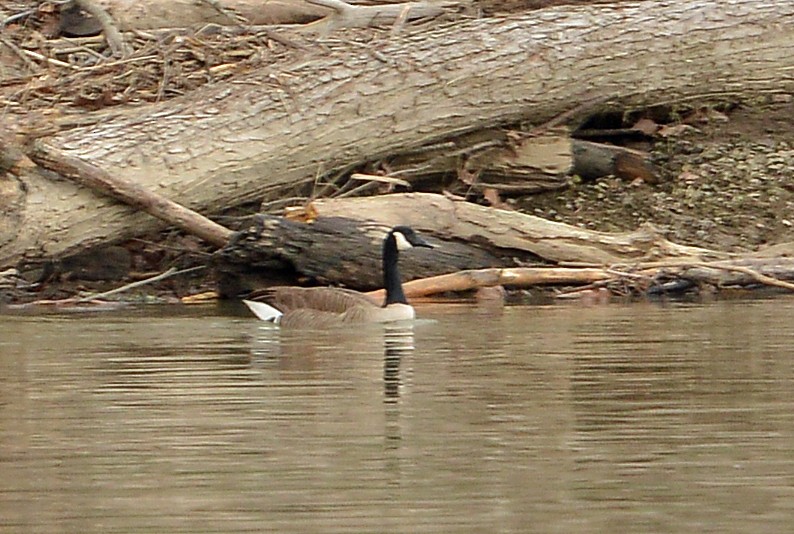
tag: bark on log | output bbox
[26,141,233,247]
[3,0,794,267]
[300,0,452,33]
[571,140,657,183]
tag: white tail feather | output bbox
[243,300,283,323]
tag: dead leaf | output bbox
[633,118,659,136]
[482,187,512,210]
[457,166,480,186]
[658,124,698,138]
[677,171,700,183]
[284,202,318,223]
[181,291,218,303]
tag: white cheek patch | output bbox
[393,231,413,250]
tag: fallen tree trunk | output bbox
[26,141,233,247]
[2,0,794,267]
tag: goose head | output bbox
[390,226,434,251]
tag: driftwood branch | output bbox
[366,266,614,300]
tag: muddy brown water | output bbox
[2,298,794,533]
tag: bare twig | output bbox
[74,0,131,57]
[350,173,411,188]
[303,0,446,32]
[198,0,249,24]
[676,262,794,292]
[75,265,204,303]
[2,9,35,28]
[390,4,413,35]
[0,35,39,71]
[334,180,380,198]
[21,48,80,70]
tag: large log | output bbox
[2,0,794,267]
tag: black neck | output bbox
[383,233,407,306]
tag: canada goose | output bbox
[243,226,433,327]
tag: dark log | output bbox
[213,214,505,296]
[572,140,658,183]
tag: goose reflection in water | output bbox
[248,322,415,402]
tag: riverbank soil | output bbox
[521,99,794,254]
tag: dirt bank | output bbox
[522,99,794,253]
